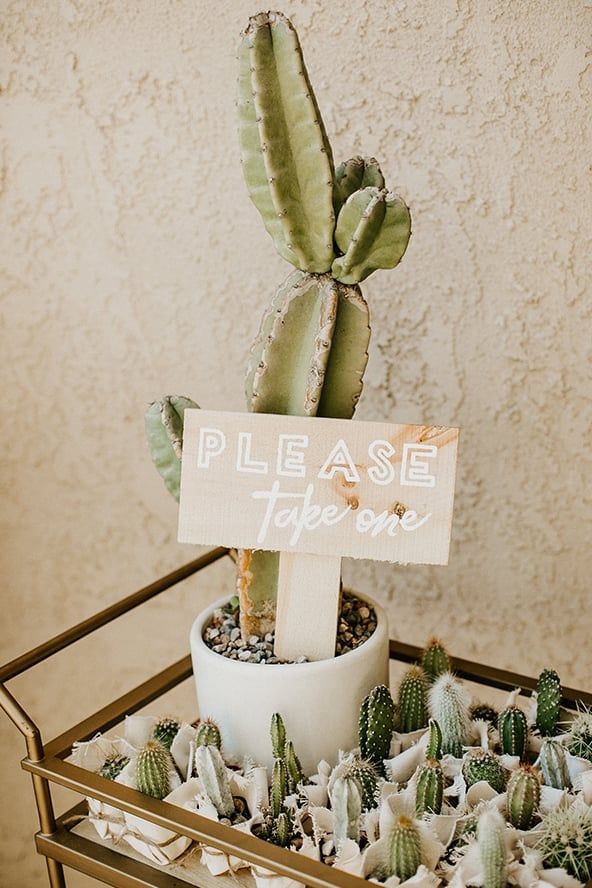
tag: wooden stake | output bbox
[274,552,342,662]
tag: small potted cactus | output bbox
[145,11,411,771]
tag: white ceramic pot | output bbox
[189,593,389,774]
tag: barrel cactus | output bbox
[538,739,571,790]
[462,749,507,794]
[567,707,592,762]
[145,11,412,640]
[398,665,429,733]
[196,719,222,750]
[136,740,174,800]
[537,802,592,882]
[99,754,129,782]
[153,716,181,751]
[384,815,421,882]
[359,684,396,776]
[506,765,540,830]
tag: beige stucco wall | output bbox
[1,1,591,884]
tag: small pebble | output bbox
[238,650,252,661]
[208,627,220,640]
[359,606,370,619]
[230,627,241,642]
[248,635,259,646]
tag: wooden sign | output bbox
[178,410,459,660]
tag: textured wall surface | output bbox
[1,1,591,883]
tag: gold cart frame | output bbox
[2,547,591,888]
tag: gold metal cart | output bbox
[2,547,591,888]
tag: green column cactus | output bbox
[284,740,303,793]
[270,713,287,760]
[462,750,507,794]
[506,765,540,830]
[195,744,235,818]
[330,774,363,847]
[345,757,380,810]
[477,808,507,888]
[271,757,288,819]
[385,815,421,882]
[359,685,396,776]
[415,759,444,816]
[538,739,571,790]
[421,638,451,683]
[196,719,222,750]
[398,665,429,733]
[136,741,174,800]
[426,719,443,760]
[536,669,561,737]
[498,705,528,760]
[153,716,181,751]
[146,11,412,642]
[429,673,470,758]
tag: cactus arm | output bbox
[333,156,385,217]
[144,395,199,502]
[238,12,335,272]
[332,187,411,285]
[195,745,235,818]
[317,284,370,418]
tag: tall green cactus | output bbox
[359,685,396,776]
[384,815,421,882]
[426,719,443,760]
[422,638,451,683]
[415,759,444,816]
[506,765,540,830]
[136,741,174,800]
[146,11,412,641]
[536,669,561,737]
[398,665,429,733]
[271,757,288,819]
[498,705,528,760]
[477,808,507,888]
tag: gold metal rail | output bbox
[2,547,590,888]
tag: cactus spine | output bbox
[330,774,363,847]
[415,759,444,816]
[271,757,288,819]
[385,815,421,882]
[195,745,234,818]
[359,685,396,776]
[498,705,528,760]
[477,807,507,888]
[426,719,443,760]
[398,665,429,733]
[346,757,380,810]
[462,750,507,794]
[153,716,181,751]
[506,765,540,830]
[429,673,470,758]
[537,803,592,881]
[421,638,451,683]
[196,719,222,750]
[568,707,592,762]
[536,669,561,737]
[99,754,129,781]
[136,741,174,800]
[538,739,571,790]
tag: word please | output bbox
[252,482,431,546]
[197,428,438,489]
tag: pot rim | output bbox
[190,589,388,675]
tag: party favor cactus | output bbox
[498,705,528,760]
[284,740,303,793]
[477,807,507,888]
[330,774,363,847]
[196,718,222,750]
[195,744,235,818]
[506,765,540,830]
[538,739,571,790]
[345,756,380,810]
[536,669,561,737]
[415,759,444,816]
[384,815,421,882]
[429,673,470,758]
[462,749,507,794]
[398,665,429,733]
[421,638,451,683]
[537,802,592,882]
[359,685,396,776]
[153,716,181,751]
[136,740,174,800]
[567,707,592,761]
[99,754,129,782]
[426,718,443,760]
